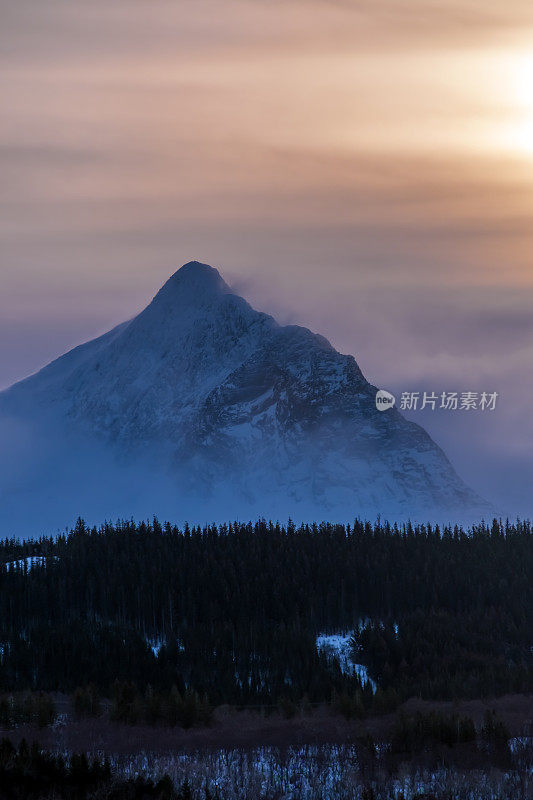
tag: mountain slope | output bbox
[0,262,487,534]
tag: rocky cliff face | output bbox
[0,261,487,534]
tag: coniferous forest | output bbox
[0,516,531,711]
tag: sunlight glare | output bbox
[501,52,533,155]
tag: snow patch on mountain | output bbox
[0,261,490,537]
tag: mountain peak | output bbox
[130,260,252,347]
[0,259,489,530]
[155,261,231,302]
[176,260,223,280]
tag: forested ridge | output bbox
[0,517,531,709]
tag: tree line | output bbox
[0,517,531,707]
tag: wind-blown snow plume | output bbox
[0,262,488,537]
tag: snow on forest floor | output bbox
[3,555,54,572]
[108,745,531,799]
[315,632,377,691]
[144,629,380,692]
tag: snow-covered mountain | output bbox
[0,261,488,535]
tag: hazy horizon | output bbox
[1,0,532,517]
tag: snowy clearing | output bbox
[316,632,377,691]
[3,555,51,572]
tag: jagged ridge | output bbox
[0,261,488,531]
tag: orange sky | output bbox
[0,0,532,511]
[2,0,533,301]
